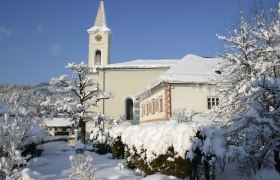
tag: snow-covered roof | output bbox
[95,59,179,69]
[159,54,223,83]
[44,118,73,127]
[137,54,224,97]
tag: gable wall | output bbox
[170,84,219,113]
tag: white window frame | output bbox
[207,97,219,110]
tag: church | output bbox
[86,0,221,132]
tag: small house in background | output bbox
[45,118,74,136]
[136,54,223,124]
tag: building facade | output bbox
[85,1,222,133]
[86,0,179,128]
[45,118,74,136]
[136,54,223,123]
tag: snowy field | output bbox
[21,141,262,180]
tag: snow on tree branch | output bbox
[49,61,113,143]
[215,2,280,178]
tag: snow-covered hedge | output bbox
[110,120,225,162]
[110,119,226,178]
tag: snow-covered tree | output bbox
[0,85,47,179]
[0,115,44,179]
[216,2,280,177]
[69,153,95,180]
[0,83,56,118]
[50,62,112,143]
[170,108,193,122]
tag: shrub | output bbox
[125,145,151,174]
[89,128,111,155]
[110,121,225,179]
[134,147,153,175]
[95,143,111,155]
[111,136,125,159]
[125,145,192,179]
[171,108,193,122]
[125,145,140,169]
[21,143,43,160]
[69,154,95,180]
[187,130,217,180]
[123,130,219,179]
[150,146,193,179]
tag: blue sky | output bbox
[0,0,275,84]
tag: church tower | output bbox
[87,0,111,67]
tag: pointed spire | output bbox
[94,0,107,27]
[88,0,111,33]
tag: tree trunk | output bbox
[79,120,86,144]
[204,160,210,180]
[274,149,280,173]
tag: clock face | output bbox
[95,35,102,42]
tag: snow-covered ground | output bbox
[24,142,179,180]
[23,141,280,180]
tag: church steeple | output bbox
[94,0,107,27]
[88,0,112,67]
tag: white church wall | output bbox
[87,68,168,127]
[103,69,167,122]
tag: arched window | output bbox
[126,98,133,120]
[95,50,101,65]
